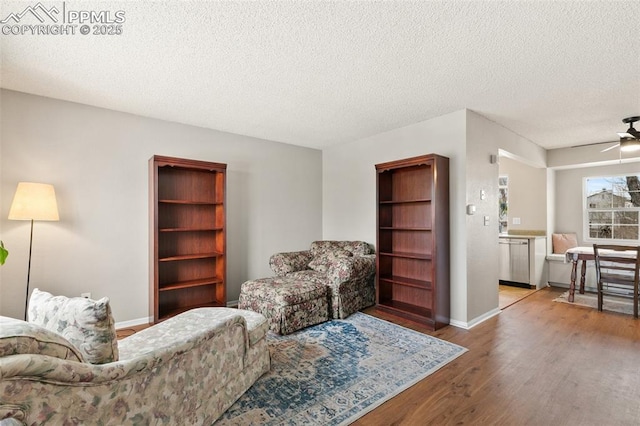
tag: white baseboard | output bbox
[450,308,501,330]
[227,300,239,308]
[448,319,468,329]
[115,316,152,329]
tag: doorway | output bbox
[499,284,536,309]
[496,150,548,309]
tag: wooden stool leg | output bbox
[579,260,587,294]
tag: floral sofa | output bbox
[0,289,270,425]
[269,240,376,319]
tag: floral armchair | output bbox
[269,240,376,319]
[0,289,270,425]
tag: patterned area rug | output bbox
[554,290,635,315]
[216,312,467,425]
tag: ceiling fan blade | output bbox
[617,131,638,139]
[601,143,620,152]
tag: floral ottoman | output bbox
[238,276,329,335]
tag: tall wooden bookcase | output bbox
[375,154,450,330]
[149,155,227,322]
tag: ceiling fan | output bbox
[602,116,640,152]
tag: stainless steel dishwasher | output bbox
[498,238,530,286]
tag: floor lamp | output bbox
[8,182,59,320]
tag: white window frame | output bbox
[583,174,640,244]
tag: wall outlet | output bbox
[512,217,521,225]
[81,292,91,299]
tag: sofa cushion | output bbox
[28,288,118,364]
[166,307,268,347]
[308,250,353,273]
[0,316,84,362]
[240,277,327,305]
[552,233,578,254]
[310,240,371,257]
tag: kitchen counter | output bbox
[499,234,546,239]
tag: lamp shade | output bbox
[8,182,59,221]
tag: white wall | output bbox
[0,90,3,295]
[1,89,580,328]
[547,143,640,169]
[554,162,640,245]
[0,90,322,322]
[546,142,640,288]
[548,141,640,245]
[498,156,546,232]
[546,167,557,253]
[465,110,547,323]
[322,110,469,323]
[323,109,547,327]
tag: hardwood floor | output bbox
[115,323,149,339]
[498,284,536,309]
[358,287,640,425]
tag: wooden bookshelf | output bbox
[375,154,450,330]
[149,155,227,323]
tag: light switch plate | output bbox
[484,216,490,226]
[480,190,486,200]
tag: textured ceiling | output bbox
[1,1,639,150]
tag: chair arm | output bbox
[327,254,376,284]
[269,250,313,276]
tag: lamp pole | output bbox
[24,219,34,321]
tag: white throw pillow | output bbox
[28,288,118,364]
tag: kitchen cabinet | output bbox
[499,238,530,284]
[498,235,546,289]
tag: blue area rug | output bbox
[216,312,467,425]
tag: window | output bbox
[584,174,640,241]
[498,175,508,233]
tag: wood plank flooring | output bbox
[498,284,536,309]
[357,287,640,425]
[115,323,149,339]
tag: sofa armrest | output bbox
[327,254,376,284]
[269,250,313,276]
[0,308,261,425]
[0,309,248,385]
